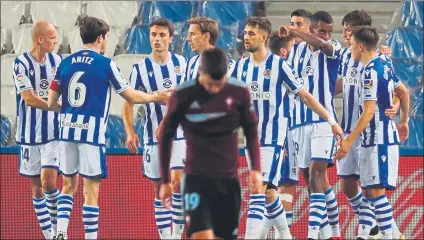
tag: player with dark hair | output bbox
[234,16,343,239]
[334,26,410,240]
[279,11,343,239]
[290,9,313,43]
[158,47,262,240]
[185,17,235,82]
[122,18,187,239]
[48,16,168,240]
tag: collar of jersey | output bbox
[248,50,271,66]
[26,51,47,66]
[148,51,172,66]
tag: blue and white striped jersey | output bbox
[359,55,401,147]
[289,41,341,128]
[52,48,130,146]
[13,52,61,145]
[339,48,361,133]
[129,52,186,145]
[232,51,302,147]
[184,54,236,82]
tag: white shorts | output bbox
[359,144,399,190]
[279,129,299,184]
[59,142,107,178]
[246,146,283,188]
[19,141,60,177]
[336,132,361,178]
[292,122,335,169]
[143,140,186,181]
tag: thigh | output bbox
[142,144,160,181]
[59,141,79,176]
[310,123,334,167]
[40,140,60,171]
[19,145,41,177]
[183,175,213,237]
[260,146,283,188]
[293,126,311,169]
[170,140,186,170]
[78,143,107,178]
[359,146,379,189]
[212,179,241,240]
[336,134,360,178]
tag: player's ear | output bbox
[203,32,210,43]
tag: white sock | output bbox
[245,194,266,239]
[171,193,184,239]
[45,188,60,237]
[82,205,99,239]
[155,199,172,239]
[33,197,53,239]
[325,187,341,237]
[57,194,74,237]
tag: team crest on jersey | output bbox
[16,73,25,84]
[175,66,181,75]
[250,81,259,91]
[163,78,172,88]
[52,67,57,77]
[263,69,271,79]
[226,97,233,110]
[304,66,314,76]
[350,68,358,77]
[40,79,49,89]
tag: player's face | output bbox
[187,24,207,53]
[350,35,362,61]
[342,24,355,46]
[310,21,333,41]
[40,24,57,53]
[290,16,310,43]
[199,73,227,94]
[243,25,266,53]
[150,25,172,53]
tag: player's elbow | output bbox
[396,85,410,100]
[22,94,37,107]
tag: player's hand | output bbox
[126,131,140,154]
[155,123,163,142]
[331,123,344,147]
[385,102,400,119]
[159,183,172,208]
[378,45,392,58]
[397,122,409,142]
[156,90,172,105]
[333,138,352,161]
[249,170,262,193]
[278,25,294,38]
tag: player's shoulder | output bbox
[188,54,200,64]
[172,53,186,63]
[227,76,247,89]
[13,52,29,66]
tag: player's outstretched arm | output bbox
[295,88,344,142]
[122,101,140,154]
[279,25,334,56]
[21,90,50,111]
[119,88,169,105]
[334,100,375,161]
[394,83,410,142]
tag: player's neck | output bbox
[360,50,378,67]
[83,43,101,54]
[151,50,170,64]
[251,46,268,64]
[29,46,46,64]
[199,44,214,55]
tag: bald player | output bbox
[12,20,62,239]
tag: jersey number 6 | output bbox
[68,71,87,107]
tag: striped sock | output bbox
[83,205,99,239]
[358,198,376,239]
[45,188,60,236]
[370,195,394,239]
[245,194,266,239]
[155,199,172,239]
[171,193,184,238]
[266,196,291,238]
[57,194,74,237]
[325,187,341,237]
[286,211,293,228]
[33,197,53,239]
[308,193,327,239]
[348,191,363,218]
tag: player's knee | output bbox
[41,178,56,192]
[32,186,45,198]
[62,180,77,195]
